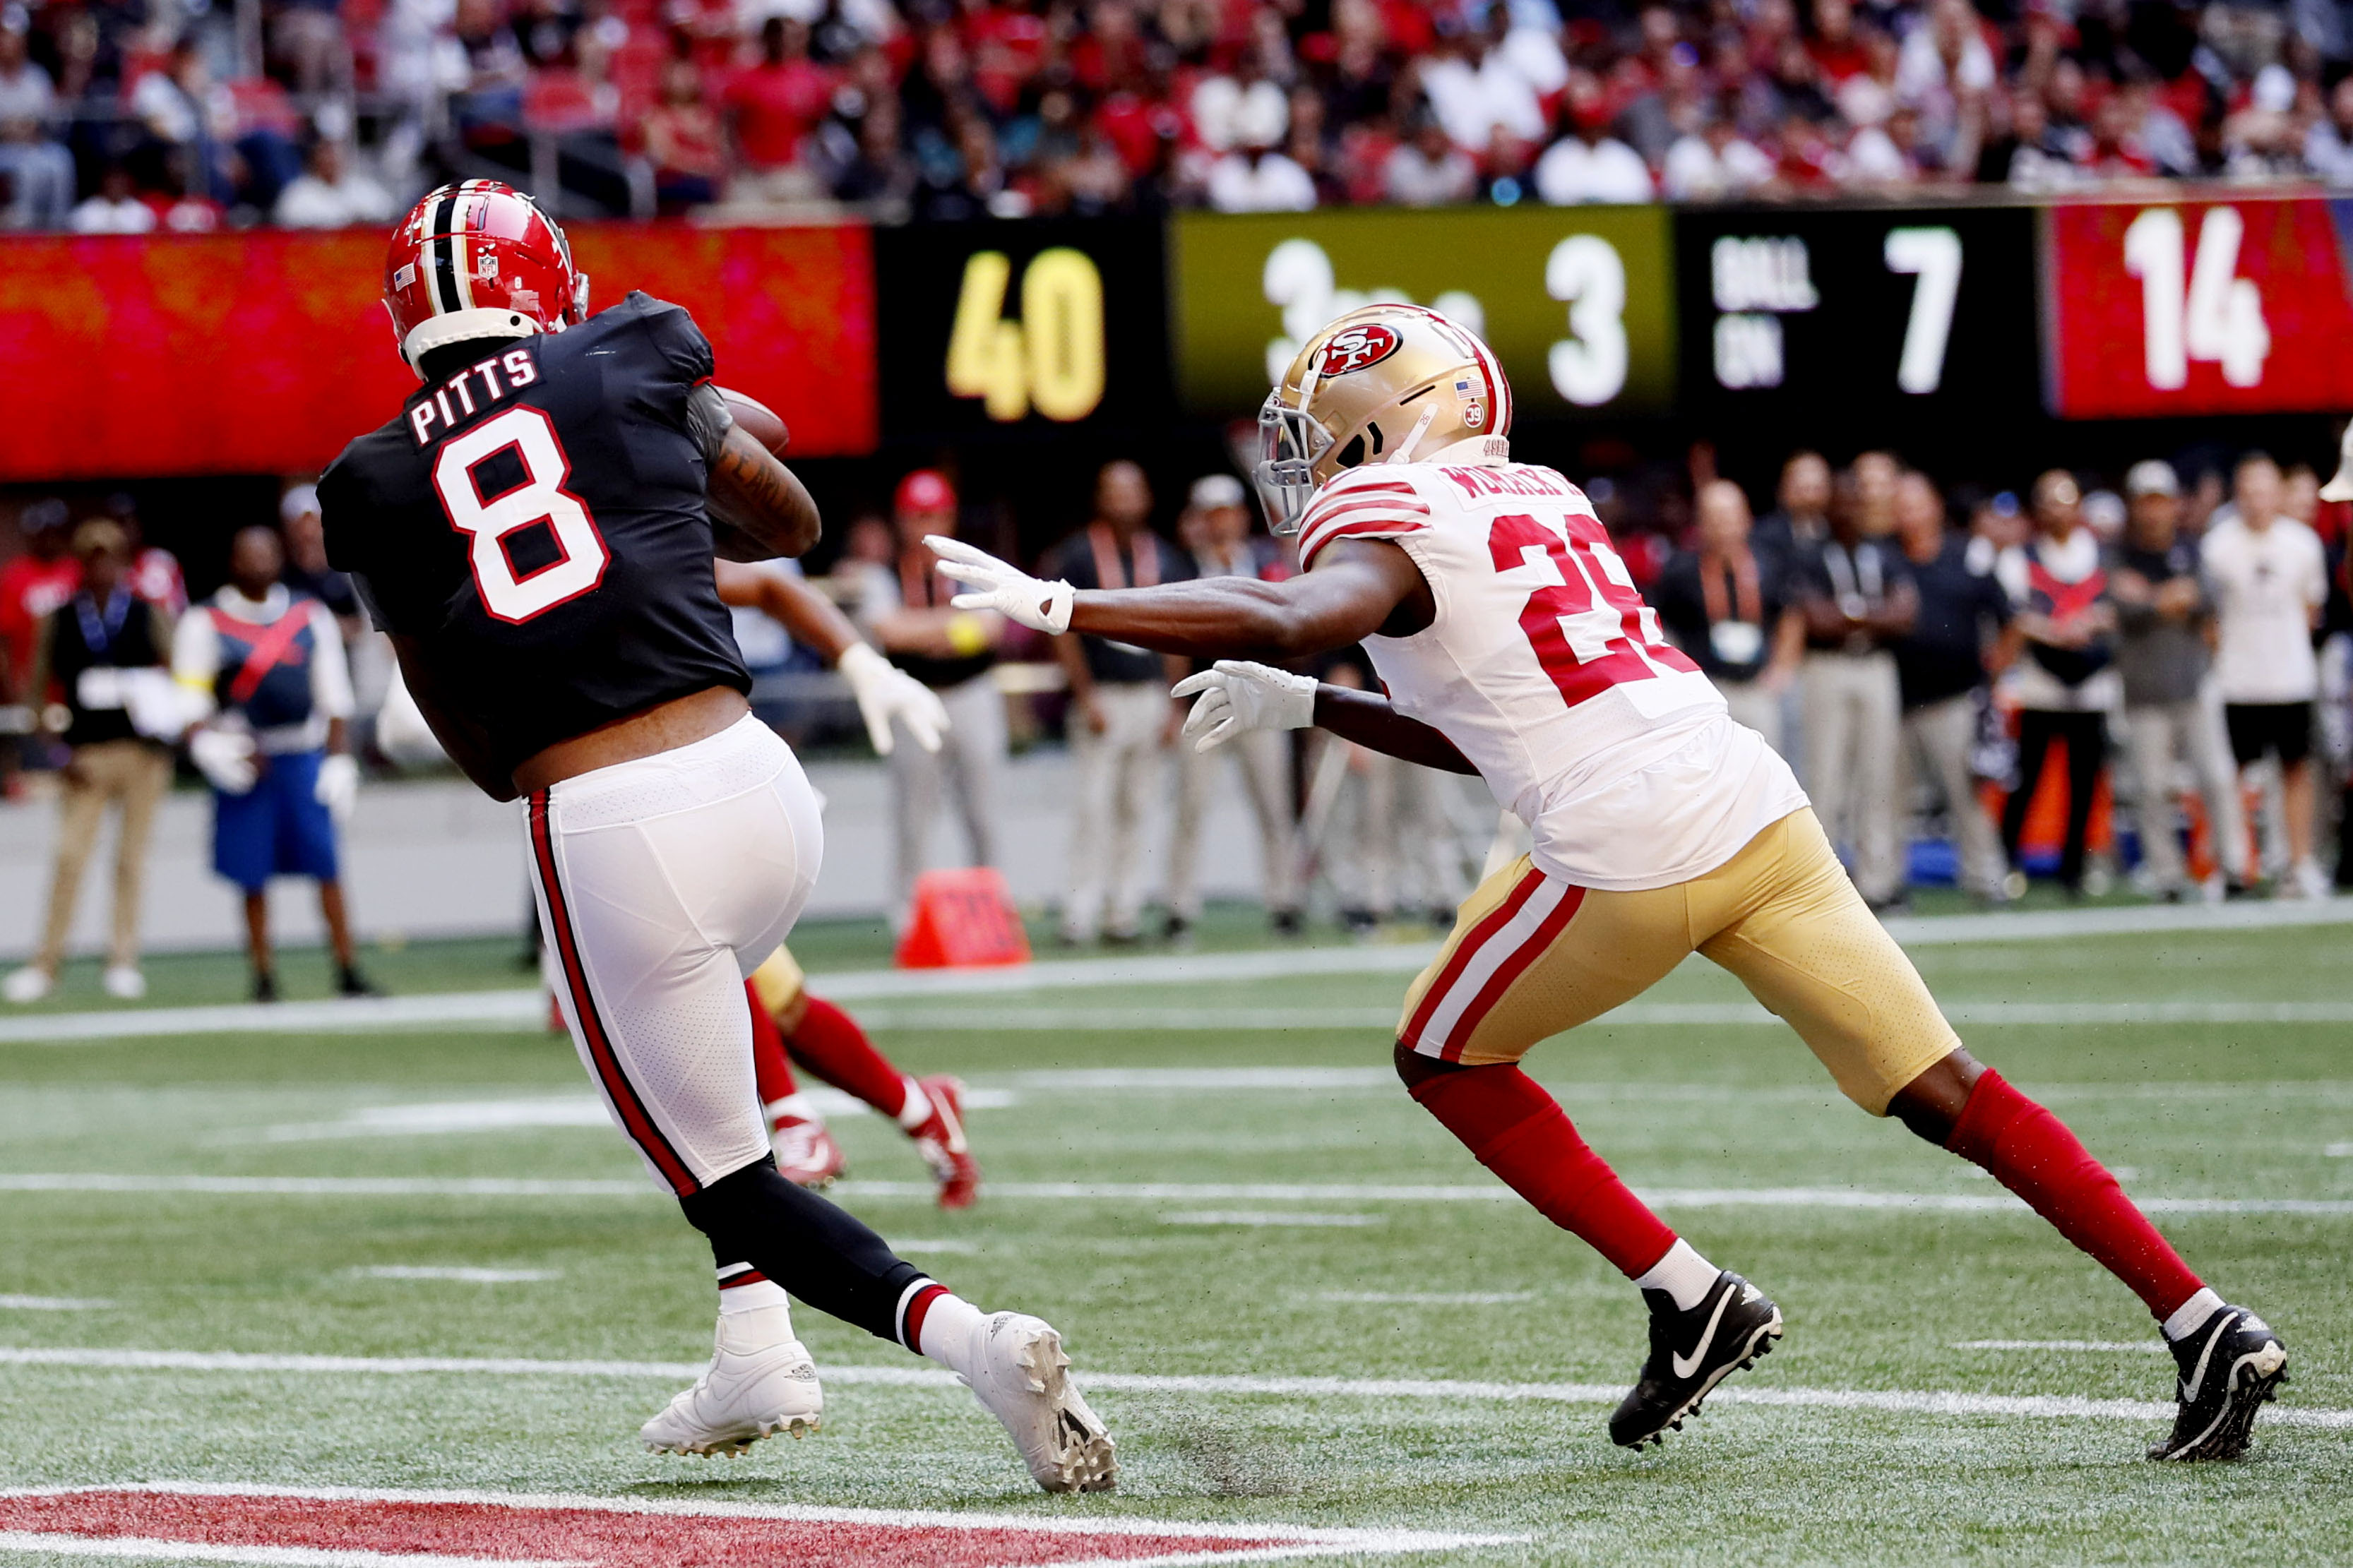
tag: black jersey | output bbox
[320,292,749,782]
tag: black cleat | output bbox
[337,964,381,998]
[1609,1271,1784,1449]
[2148,1306,2287,1461]
[251,970,278,1004]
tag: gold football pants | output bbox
[1398,808,1960,1114]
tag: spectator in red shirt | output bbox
[725,16,834,199]
[643,56,724,210]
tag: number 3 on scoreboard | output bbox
[1883,227,1962,395]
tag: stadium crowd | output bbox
[6,0,2353,228]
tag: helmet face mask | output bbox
[1252,303,1513,535]
[1254,395,1334,536]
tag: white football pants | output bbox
[525,715,822,1195]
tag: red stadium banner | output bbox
[2042,193,2353,419]
[0,222,878,481]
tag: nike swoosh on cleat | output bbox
[1672,1285,1737,1380]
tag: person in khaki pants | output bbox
[5,522,177,1003]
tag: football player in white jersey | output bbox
[931,304,2287,1461]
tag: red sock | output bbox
[1946,1068,2203,1320]
[746,981,797,1112]
[787,996,912,1121]
[1410,1065,1676,1278]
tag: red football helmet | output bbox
[382,180,589,378]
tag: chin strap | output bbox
[1387,403,1441,465]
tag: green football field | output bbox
[0,906,2347,1565]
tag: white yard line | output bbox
[1953,1340,2171,1354]
[4,1172,2348,1215]
[5,896,2348,1046]
[0,1483,1515,1557]
[350,1267,558,1284]
[1,1347,2343,1431]
[1315,1292,1536,1305]
[1160,1211,1385,1228]
[0,1295,112,1311]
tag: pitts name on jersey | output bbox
[407,350,543,447]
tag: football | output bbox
[717,385,788,455]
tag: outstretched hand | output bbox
[1169,660,1317,753]
[927,537,1075,635]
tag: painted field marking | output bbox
[350,1267,558,1284]
[0,1484,1515,1567]
[5,894,2348,1046]
[1315,1292,1537,1305]
[0,1533,591,1568]
[892,1240,982,1255]
[1,1348,2345,1432]
[2328,1143,2352,1158]
[1953,1340,2171,1355]
[1160,1212,1383,1228]
[257,1087,1019,1143]
[0,1295,112,1311]
[4,1173,2349,1216]
[0,1533,592,1568]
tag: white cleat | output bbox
[102,965,145,1000]
[640,1312,823,1457]
[960,1312,1116,1493]
[2,966,53,1005]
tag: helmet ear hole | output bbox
[1335,435,1366,469]
[1366,421,1385,455]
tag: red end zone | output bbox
[0,1485,1509,1567]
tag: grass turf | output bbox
[0,920,2345,1564]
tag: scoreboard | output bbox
[1169,206,1677,419]
[2041,195,2353,419]
[872,216,1169,438]
[1672,206,2041,420]
[0,193,2347,482]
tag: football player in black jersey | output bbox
[319,181,1113,1491]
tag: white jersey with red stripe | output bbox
[1298,441,1808,892]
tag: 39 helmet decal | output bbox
[1314,323,1402,376]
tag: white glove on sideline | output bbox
[838,642,948,757]
[189,727,258,795]
[927,536,1075,634]
[315,753,359,822]
[1171,660,1317,753]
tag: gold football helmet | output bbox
[1254,303,1513,534]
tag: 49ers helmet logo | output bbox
[1314,323,1402,376]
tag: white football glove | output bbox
[314,752,359,823]
[1170,660,1318,753]
[926,536,1074,635]
[189,727,258,795]
[838,641,948,757]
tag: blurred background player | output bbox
[2109,461,2247,901]
[1998,471,2117,898]
[4,520,179,1003]
[0,499,78,801]
[2206,453,2330,897]
[711,552,976,1205]
[172,524,371,1002]
[1796,472,1917,911]
[848,469,1007,923]
[1167,472,1299,938]
[1891,469,2013,906]
[1652,477,1801,755]
[1042,460,1191,944]
[744,947,979,1207]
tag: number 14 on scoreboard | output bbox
[2121,206,2270,390]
